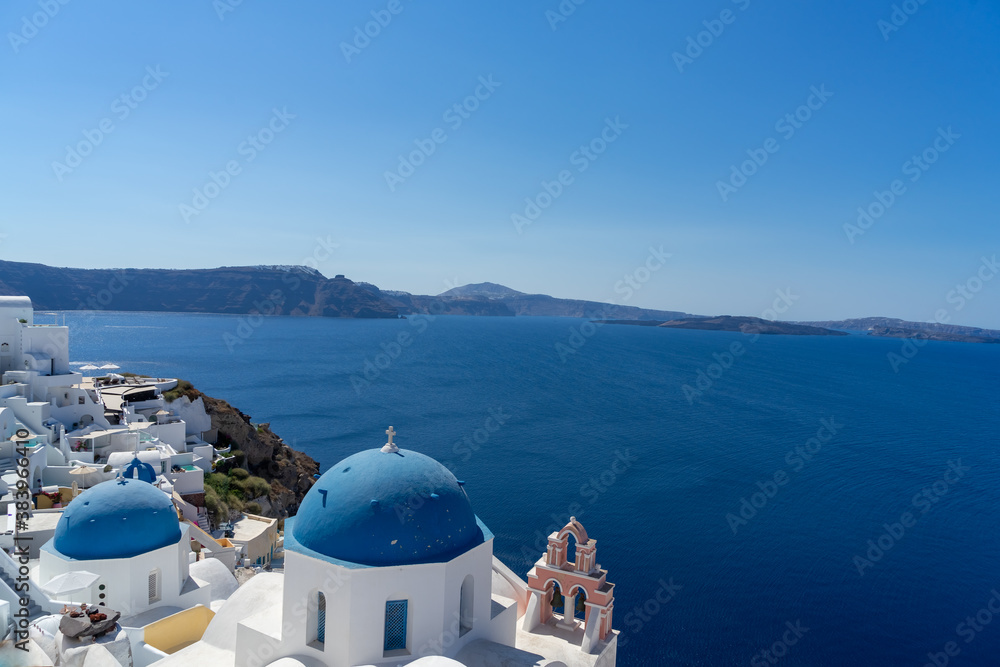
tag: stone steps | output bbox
[0,562,46,620]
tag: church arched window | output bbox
[307,590,326,647]
[316,592,326,645]
[459,575,474,636]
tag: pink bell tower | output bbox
[522,517,616,654]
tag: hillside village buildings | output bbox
[0,297,617,666]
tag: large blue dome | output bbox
[52,477,182,560]
[291,448,484,566]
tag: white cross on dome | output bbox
[381,426,399,453]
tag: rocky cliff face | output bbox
[0,261,398,319]
[0,259,700,321]
[177,387,319,518]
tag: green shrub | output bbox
[230,468,249,481]
[206,473,230,496]
[204,486,227,525]
[245,502,263,515]
[226,494,245,513]
[242,476,271,499]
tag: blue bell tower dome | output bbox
[122,457,157,484]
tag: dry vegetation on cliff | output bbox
[167,383,319,525]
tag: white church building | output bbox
[155,428,618,667]
[38,475,211,619]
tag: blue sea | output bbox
[65,311,999,665]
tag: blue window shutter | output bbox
[317,593,326,644]
[384,600,408,651]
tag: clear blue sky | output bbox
[1,0,998,327]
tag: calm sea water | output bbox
[64,311,999,666]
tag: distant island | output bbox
[599,316,848,336]
[867,325,1000,344]
[796,317,1000,344]
[1,261,996,343]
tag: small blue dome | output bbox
[53,478,181,560]
[122,457,157,483]
[291,448,484,566]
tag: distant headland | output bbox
[0,262,695,322]
[1,261,996,343]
